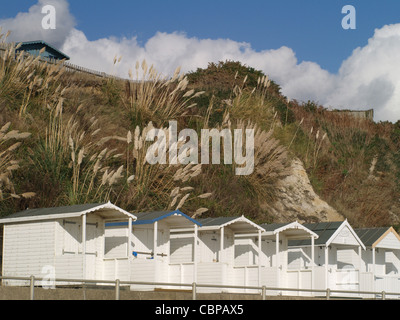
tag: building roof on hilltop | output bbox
[16,40,70,60]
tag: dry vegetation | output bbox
[1,35,400,229]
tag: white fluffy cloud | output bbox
[324,24,400,122]
[0,0,75,48]
[2,0,400,122]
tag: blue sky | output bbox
[2,1,400,121]
[71,0,398,73]
[3,0,400,73]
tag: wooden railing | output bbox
[1,275,399,300]
[0,43,129,82]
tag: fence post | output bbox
[115,279,120,300]
[326,288,330,300]
[192,282,197,301]
[262,286,266,300]
[30,276,35,300]
[382,291,386,300]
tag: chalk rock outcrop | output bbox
[263,158,344,223]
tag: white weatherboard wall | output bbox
[105,220,172,290]
[54,216,105,280]
[289,246,359,270]
[104,224,132,282]
[288,247,313,269]
[130,221,170,290]
[196,229,237,293]
[170,233,194,264]
[198,230,234,264]
[105,222,170,260]
[132,223,170,259]
[378,232,400,250]
[104,225,129,259]
[234,238,258,266]
[331,225,359,246]
[385,250,400,275]
[359,229,400,296]
[171,228,237,292]
[2,215,106,285]
[3,220,55,286]
[169,231,197,287]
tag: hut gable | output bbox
[289,221,364,249]
[331,224,360,246]
[356,227,400,250]
[0,202,135,224]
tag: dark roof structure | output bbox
[355,227,391,247]
[289,221,345,247]
[0,202,136,223]
[196,216,265,234]
[16,40,70,61]
[258,222,319,240]
[197,217,239,227]
[260,222,293,232]
[133,210,201,226]
[1,203,103,220]
[106,209,201,228]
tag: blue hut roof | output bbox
[16,40,70,60]
[106,209,202,227]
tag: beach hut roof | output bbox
[197,216,264,234]
[289,220,365,249]
[0,202,136,224]
[355,227,400,249]
[106,209,201,228]
[260,221,319,240]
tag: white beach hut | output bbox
[356,227,400,296]
[288,220,366,297]
[235,221,319,295]
[0,202,136,286]
[170,216,265,293]
[105,209,202,291]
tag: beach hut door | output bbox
[85,223,98,279]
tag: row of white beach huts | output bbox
[0,202,399,298]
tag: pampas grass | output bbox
[0,31,65,117]
[234,118,291,202]
[124,60,201,126]
[37,93,122,204]
[0,121,33,201]
[223,74,276,131]
[121,122,210,213]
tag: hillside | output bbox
[1,42,400,230]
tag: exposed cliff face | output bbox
[262,158,344,223]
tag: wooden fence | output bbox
[0,43,128,82]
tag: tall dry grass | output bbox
[220,112,291,203]
[0,121,34,201]
[289,101,400,227]
[23,88,124,206]
[124,60,203,126]
[121,122,212,215]
[222,74,276,131]
[0,31,66,117]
